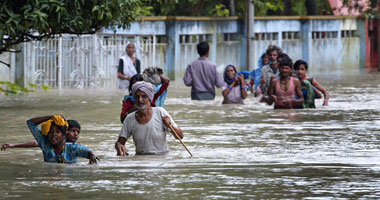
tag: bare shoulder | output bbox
[293,77,301,84]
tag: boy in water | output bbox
[1,119,81,150]
[26,115,98,164]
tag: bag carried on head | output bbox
[142,67,163,85]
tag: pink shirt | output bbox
[274,77,296,109]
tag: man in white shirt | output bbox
[115,81,184,155]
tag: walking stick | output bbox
[169,125,193,157]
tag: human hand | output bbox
[238,74,245,82]
[162,116,171,128]
[260,78,266,85]
[269,95,277,103]
[1,143,15,151]
[89,154,100,165]
[115,142,129,156]
[282,99,291,106]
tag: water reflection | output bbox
[0,74,380,199]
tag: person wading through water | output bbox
[264,57,304,109]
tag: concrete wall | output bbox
[0,52,15,83]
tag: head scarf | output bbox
[224,65,237,85]
[224,65,249,86]
[132,81,155,102]
[41,115,69,136]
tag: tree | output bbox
[137,0,333,17]
[305,0,317,15]
[0,0,140,53]
[340,0,377,16]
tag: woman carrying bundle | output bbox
[222,64,249,104]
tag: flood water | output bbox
[1,73,380,199]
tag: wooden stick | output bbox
[169,125,193,157]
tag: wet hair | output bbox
[266,44,282,56]
[294,60,308,71]
[197,41,209,56]
[278,52,290,61]
[50,122,67,136]
[67,120,81,131]
[128,74,143,93]
[279,56,293,68]
[223,64,237,80]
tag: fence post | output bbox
[211,23,217,63]
[15,43,25,87]
[153,35,156,67]
[166,19,178,80]
[301,19,312,64]
[57,36,63,89]
[93,34,98,88]
[239,18,247,70]
[247,0,255,71]
[357,18,366,71]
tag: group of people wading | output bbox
[1,41,329,164]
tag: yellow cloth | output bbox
[41,115,68,136]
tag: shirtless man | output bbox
[265,57,304,109]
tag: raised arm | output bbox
[240,76,248,99]
[312,79,329,106]
[26,115,58,152]
[30,115,54,125]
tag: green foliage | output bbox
[0,81,52,96]
[292,0,308,16]
[211,4,230,17]
[137,0,334,17]
[138,0,232,16]
[0,0,140,53]
[41,84,51,91]
[0,81,35,95]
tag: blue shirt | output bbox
[27,119,92,164]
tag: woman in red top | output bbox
[120,74,170,123]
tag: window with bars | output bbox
[223,33,239,41]
[282,32,300,40]
[254,33,278,41]
[341,30,357,38]
[179,34,212,44]
[312,31,338,39]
